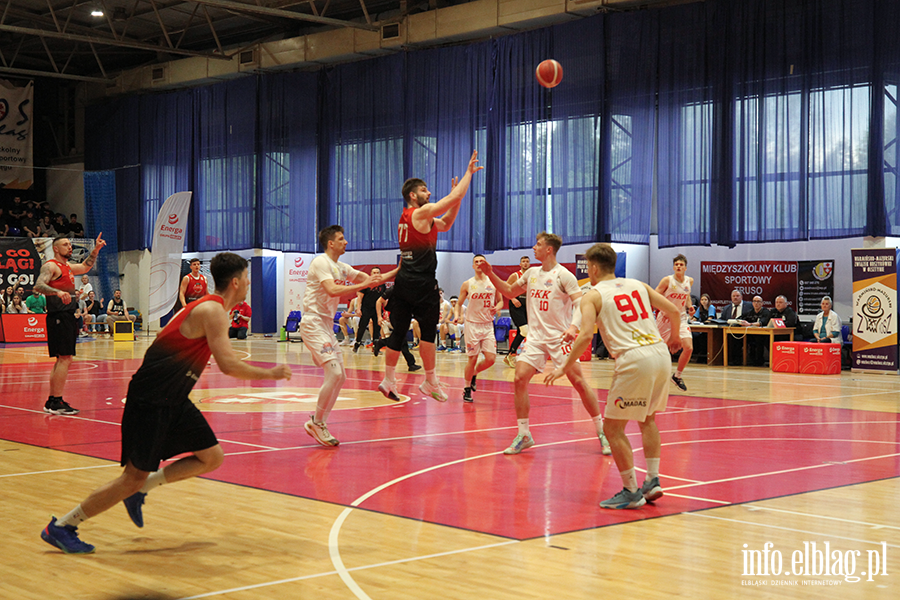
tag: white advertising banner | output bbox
[147,192,192,322]
[0,79,34,188]
[284,253,314,317]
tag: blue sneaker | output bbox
[41,517,95,554]
[437,345,447,352]
[641,477,663,502]
[123,491,147,528]
[503,433,535,455]
[600,487,646,509]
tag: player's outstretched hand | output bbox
[562,324,578,343]
[94,232,107,251]
[450,176,459,190]
[544,368,566,386]
[271,365,292,380]
[467,150,484,174]
[479,260,493,276]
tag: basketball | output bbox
[535,59,563,88]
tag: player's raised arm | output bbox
[480,260,525,300]
[201,303,291,381]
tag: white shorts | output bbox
[300,316,344,368]
[657,314,691,340]
[605,344,670,422]
[465,321,496,357]
[518,336,567,373]
[349,316,359,330]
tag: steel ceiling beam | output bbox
[0,64,111,82]
[190,0,378,31]
[0,22,231,59]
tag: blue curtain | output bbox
[406,43,491,252]
[193,78,258,251]
[140,91,194,250]
[319,55,405,251]
[258,71,319,252]
[83,171,119,303]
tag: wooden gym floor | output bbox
[1,334,899,599]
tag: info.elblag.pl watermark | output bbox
[742,541,889,586]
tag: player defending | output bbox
[301,225,396,446]
[655,254,693,391]
[377,150,483,403]
[36,234,106,415]
[504,255,530,367]
[482,232,611,455]
[41,253,292,554]
[456,254,503,403]
[546,243,682,509]
[179,257,208,306]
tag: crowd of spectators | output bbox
[0,196,85,238]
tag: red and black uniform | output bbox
[185,273,208,304]
[121,295,222,472]
[45,259,78,357]
[507,268,529,355]
[387,206,440,351]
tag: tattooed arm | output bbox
[33,261,68,304]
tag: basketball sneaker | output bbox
[123,491,147,527]
[503,354,516,368]
[462,388,473,403]
[304,416,339,447]
[671,374,687,391]
[419,380,448,402]
[408,364,422,372]
[41,517,95,554]
[470,376,477,392]
[599,432,612,456]
[503,433,535,455]
[437,345,447,352]
[600,488,646,510]
[377,379,401,402]
[44,397,79,415]
[641,477,663,502]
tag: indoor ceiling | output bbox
[0,0,473,82]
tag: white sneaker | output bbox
[503,433,535,455]
[304,416,339,447]
[419,379,448,402]
[377,379,401,401]
[599,432,612,456]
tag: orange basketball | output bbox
[536,59,563,88]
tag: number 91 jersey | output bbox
[593,278,663,357]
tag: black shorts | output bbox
[120,397,219,472]
[509,300,528,328]
[386,281,440,351]
[47,310,77,358]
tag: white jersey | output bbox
[464,276,497,324]
[657,274,691,325]
[302,254,362,321]
[515,264,580,343]
[439,299,452,322]
[593,278,664,357]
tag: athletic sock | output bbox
[384,364,396,382]
[57,504,88,528]
[591,414,603,436]
[139,469,168,494]
[619,467,638,493]
[646,458,660,481]
[425,369,438,385]
[674,370,683,378]
[517,418,530,436]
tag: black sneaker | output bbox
[44,398,79,415]
[470,376,477,392]
[408,364,422,372]
[352,343,360,354]
[372,340,381,357]
[671,374,687,391]
[462,387,474,403]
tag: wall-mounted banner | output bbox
[851,249,897,373]
[0,79,33,188]
[0,237,40,290]
[700,260,834,315]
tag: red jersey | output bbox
[397,206,438,285]
[127,295,223,406]
[185,273,208,302]
[46,259,77,312]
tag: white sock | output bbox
[57,504,88,528]
[384,364,396,382]
[426,369,438,385]
[591,414,603,436]
[620,467,638,492]
[517,418,530,436]
[646,458,660,481]
[140,469,167,494]
[674,370,683,378]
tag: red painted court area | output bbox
[2,353,900,540]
